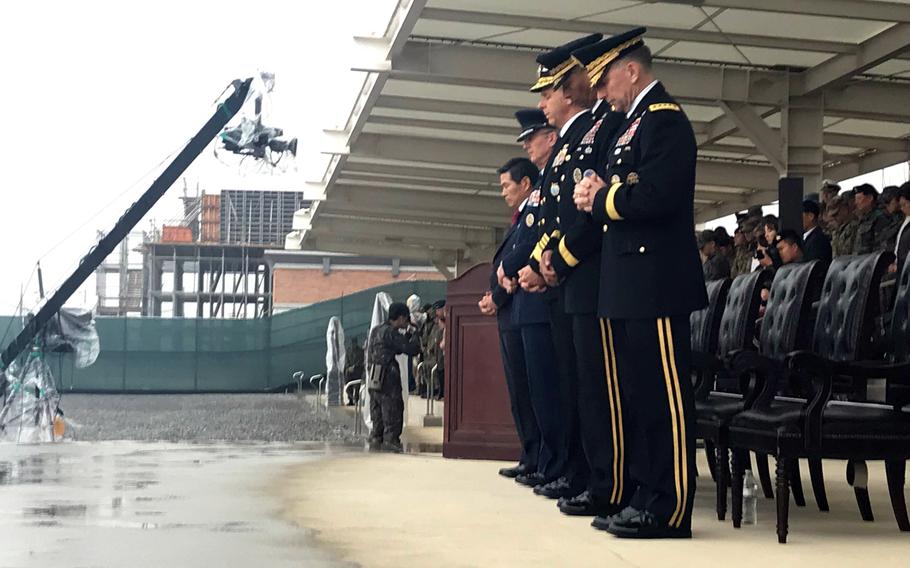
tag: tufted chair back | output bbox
[812,253,889,362]
[691,279,731,355]
[759,261,825,361]
[717,269,770,357]
[891,250,910,363]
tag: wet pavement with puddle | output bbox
[0,442,364,568]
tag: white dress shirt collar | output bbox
[626,80,659,119]
[560,109,588,138]
[896,217,910,255]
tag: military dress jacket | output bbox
[548,104,626,314]
[528,109,596,277]
[590,82,708,320]
[500,190,551,326]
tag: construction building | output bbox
[95,188,443,319]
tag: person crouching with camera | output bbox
[367,302,421,452]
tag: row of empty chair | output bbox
[690,251,910,543]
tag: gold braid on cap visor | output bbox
[530,58,579,92]
[579,37,644,88]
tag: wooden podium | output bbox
[442,263,521,461]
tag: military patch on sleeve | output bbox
[649,103,680,112]
[529,189,541,206]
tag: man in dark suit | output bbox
[574,28,707,539]
[801,200,832,266]
[892,183,910,275]
[479,154,541,480]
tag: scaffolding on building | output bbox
[93,188,310,319]
[141,242,271,318]
[221,189,309,246]
[95,231,145,316]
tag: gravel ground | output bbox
[57,394,362,443]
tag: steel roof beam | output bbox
[797,23,910,94]
[421,7,857,54]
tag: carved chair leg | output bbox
[776,456,791,544]
[788,459,806,507]
[755,453,774,499]
[808,458,829,512]
[716,444,729,521]
[731,449,745,528]
[705,439,717,483]
[885,460,910,532]
[847,459,874,522]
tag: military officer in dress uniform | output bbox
[483,110,557,480]
[496,156,569,487]
[573,28,708,539]
[525,53,629,518]
[511,33,607,503]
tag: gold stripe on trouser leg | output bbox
[599,319,622,504]
[607,320,625,504]
[664,317,689,528]
[657,318,683,528]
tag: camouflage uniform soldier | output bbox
[367,302,421,452]
[828,195,857,258]
[852,184,893,255]
[731,219,758,277]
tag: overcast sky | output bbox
[0,0,397,316]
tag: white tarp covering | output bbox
[325,316,346,406]
[0,355,60,443]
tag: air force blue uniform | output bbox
[500,188,567,481]
[490,212,540,472]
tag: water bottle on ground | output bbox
[743,469,758,524]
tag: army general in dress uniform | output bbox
[511,33,602,502]
[574,28,708,539]
[528,43,630,518]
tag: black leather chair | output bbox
[691,278,731,480]
[726,252,896,543]
[701,264,824,520]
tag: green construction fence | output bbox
[0,280,445,393]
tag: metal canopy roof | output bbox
[286,0,910,272]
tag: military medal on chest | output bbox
[616,116,642,146]
[525,212,535,227]
[581,118,603,145]
[552,144,569,168]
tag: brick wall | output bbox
[273,267,445,306]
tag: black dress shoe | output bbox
[558,491,625,517]
[498,463,530,478]
[606,510,692,539]
[592,506,640,531]
[533,477,580,499]
[515,472,547,487]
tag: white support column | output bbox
[782,93,825,194]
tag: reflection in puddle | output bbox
[23,504,89,518]
[0,442,356,567]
